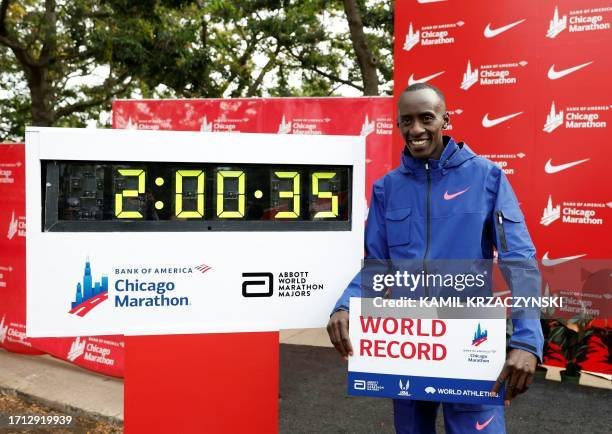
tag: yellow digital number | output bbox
[217,170,245,218]
[274,172,300,219]
[115,169,145,218]
[176,170,204,218]
[312,172,338,218]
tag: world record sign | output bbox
[348,298,506,405]
[25,127,365,337]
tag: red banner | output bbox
[0,144,124,377]
[394,0,611,375]
[0,144,40,355]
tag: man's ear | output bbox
[443,112,450,128]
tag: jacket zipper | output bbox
[423,162,431,296]
[496,211,508,253]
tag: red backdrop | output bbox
[0,143,125,377]
[394,0,610,374]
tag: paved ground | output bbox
[279,344,612,434]
[0,350,123,422]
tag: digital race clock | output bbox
[43,160,351,231]
[26,127,365,337]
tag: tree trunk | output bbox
[27,66,55,126]
[342,0,379,95]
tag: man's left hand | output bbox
[491,348,537,405]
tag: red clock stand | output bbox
[125,332,279,433]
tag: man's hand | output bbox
[327,310,353,361]
[491,348,537,405]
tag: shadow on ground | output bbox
[279,344,611,434]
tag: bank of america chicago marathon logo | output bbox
[471,323,488,347]
[546,5,612,39]
[276,114,390,137]
[68,259,109,317]
[464,323,496,364]
[0,160,20,184]
[0,315,8,344]
[460,59,527,91]
[541,196,608,226]
[66,336,116,366]
[68,259,213,316]
[480,152,526,176]
[402,20,463,52]
[67,336,86,361]
[543,101,608,133]
[200,115,246,133]
[6,210,25,240]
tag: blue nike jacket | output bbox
[334,136,544,361]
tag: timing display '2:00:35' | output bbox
[42,161,352,232]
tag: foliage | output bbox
[0,0,394,142]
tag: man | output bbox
[327,83,543,433]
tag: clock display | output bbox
[43,161,352,231]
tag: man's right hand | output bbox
[327,310,353,361]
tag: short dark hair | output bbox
[401,83,446,105]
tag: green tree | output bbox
[0,0,393,142]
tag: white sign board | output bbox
[26,128,365,337]
[348,298,506,405]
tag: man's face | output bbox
[397,89,449,160]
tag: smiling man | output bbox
[327,83,543,433]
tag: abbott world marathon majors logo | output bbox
[402,20,463,51]
[242,271,324,298]
[543,101,608,133]
[541,195,609,226]
[67,336,117,366]
[460,59,528,91]
[68,258,212,316]
[546,5,612,39]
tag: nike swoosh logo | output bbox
[417,0,446,3]
[444,187,469,200]
[408,71,445,86]
[547,61,593,80]
[482,112,523,128]
[484,19,526,38]
[542,252,587,266]
[544,158,589,174]
[476,415,495,431]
